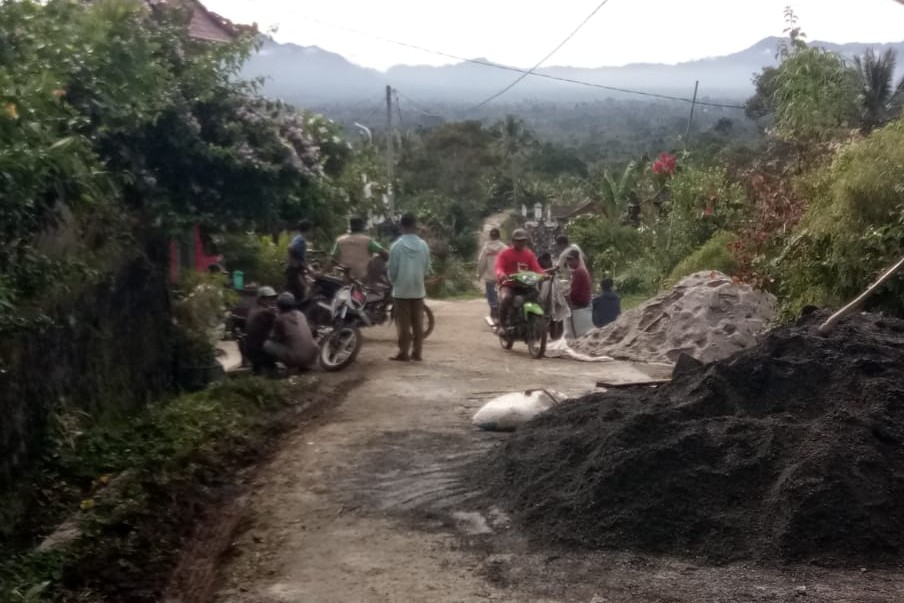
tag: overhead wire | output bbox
[394,90,447,118]
[466,0,613,111]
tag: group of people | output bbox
[242,213,432,374]
[476,228,621,339]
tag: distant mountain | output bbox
[241,36,904,106]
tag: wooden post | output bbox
[818,254,904,333]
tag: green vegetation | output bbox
[0,377,310,603]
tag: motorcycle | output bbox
[496,271,549,359]
[228,283,364,373]
[358,275,435,338]
[314,280,367,372]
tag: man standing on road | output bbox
[287,220,312,302]
[331,216,389,281]
[495,228,546,332]
[476,227,507,322]
[388,213,431,362]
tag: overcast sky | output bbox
[203,0,904,71]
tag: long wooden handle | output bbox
[818,254,904,334]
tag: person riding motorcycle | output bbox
[495,228,546,331]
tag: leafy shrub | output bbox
[779,118,904,316]
[667,231,738,285]
[426,256,477,298]
[170,272,234,363]
[565,214,643,279]
[661,166,748,272]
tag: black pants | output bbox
[285,266,307,301]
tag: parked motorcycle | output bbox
[228,283,364,373]
[358,276,435,338]
[496,271,549,359]
[314,281,367,371]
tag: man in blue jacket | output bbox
[388,213,431,362]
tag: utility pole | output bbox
[385,84,395,218]
[684,80,699,149]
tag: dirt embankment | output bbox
[480,312,904,566]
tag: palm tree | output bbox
[491,115,535,207]
[853,48,903,132]
[600,161,641,223]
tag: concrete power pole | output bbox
[684,80,700,149]
[385,85,395,218]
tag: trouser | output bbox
[394,297,425,359]
[285,266,306,302]
[498,286,515,327]
[263,340,315,370]
[484,281,499,319]
[247,346,277,374]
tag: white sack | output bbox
[472,390,562,431]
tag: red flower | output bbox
[651,152,677,176]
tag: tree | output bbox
[772,47,860,141]
[599,161,641,222]
[853,48,903,132]
[491,115,535,207]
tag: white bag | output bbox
[472,390,562,431]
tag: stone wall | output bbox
[0,254,174,488]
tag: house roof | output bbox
[144,0,250,42]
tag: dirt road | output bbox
[211,299,904,603]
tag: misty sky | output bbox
[202,0,904,71]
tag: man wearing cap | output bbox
[244,286,279,374]
[495,228,546,330]
[264,292,319,373]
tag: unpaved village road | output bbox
[211,299,904,603]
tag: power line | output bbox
[395,90,447,118]
[289,13,746,110]
[467,0,612,110]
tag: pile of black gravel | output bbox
[479,313,904,565]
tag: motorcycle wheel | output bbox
[387,303,435,339]
[526,315,548,359]
[318,325,362,372]
[422,305,435,339]
[499,334,514,350]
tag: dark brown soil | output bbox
[479,312,904,566]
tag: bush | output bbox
[667,231,738,285]
[565,214,643,279]
[779,118,904,316]
[662,166,748,273]
[215,232,288,289]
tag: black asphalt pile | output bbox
[478,312,904,565]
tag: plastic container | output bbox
[232,270,244,290]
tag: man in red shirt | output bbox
[565,249,591,309]
[563,249,594,338]
[495,228,545,328]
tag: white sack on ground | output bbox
[545,337,613,362]
[472,390,564,431]
[572,271,777,364]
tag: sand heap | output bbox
[478,312,904,565]
[572,271,777,364]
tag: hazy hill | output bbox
[241,36,904,106]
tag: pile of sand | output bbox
[572,271,777,364]
[477,312,904,565]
